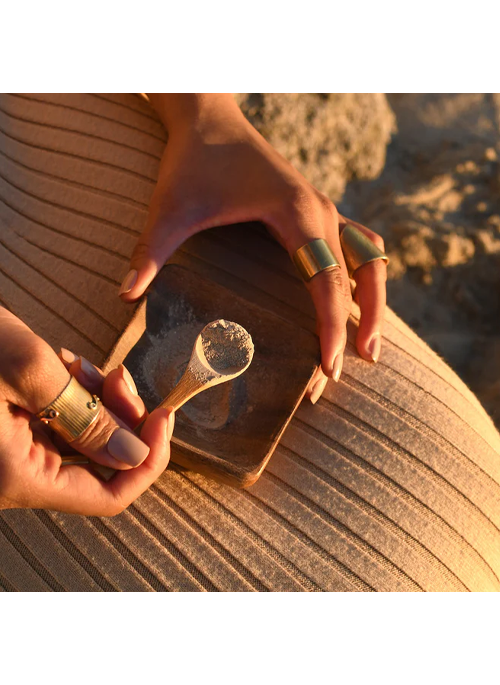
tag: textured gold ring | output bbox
[340,224,389,277]
[36,375,102,443]
[293,238,341,282]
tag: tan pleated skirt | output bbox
[0,93,499,592]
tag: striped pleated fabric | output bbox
[0,93,499,591]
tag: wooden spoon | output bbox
[61,320,254,477]
[154,319,254,412]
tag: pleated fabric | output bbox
[0,93,499,592]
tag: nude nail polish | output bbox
[108,428,150,467]
[368,333,381,362]
[119,269,138,295]
[79,357,104,384]
[120,364,138,395]
[167,409,175,441]
[332,353,343,382]
[310,376,328,405]
[60,348,78,364]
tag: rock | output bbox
[487,215,500,228]
[400,229,437,271]
[340,94,500,427]
[235,93,396,202]
[430,234,475,267]
[476,229,500,254]
[484,147,498,162]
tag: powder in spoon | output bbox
[201,319,254,373]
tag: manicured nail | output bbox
[368,333,381,362]
[310,376,328,405]
[119,269,138,295]
[60,348,78,365]
[107,428,150,467]
[166,408,175,441]
[120,364,138,395]
[332,353,343,382]
[79,356,104,384]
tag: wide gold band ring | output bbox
[293,238,341,282]
[340,224,389,277]
[36,375,102,443]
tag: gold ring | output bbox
[293,238,341,282]
[36,375,102,443]
[340,224,389,277]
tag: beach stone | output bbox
[235,93,396,202]
[340,93,500,426]
[431,234,475,267]
[476,229,500,254]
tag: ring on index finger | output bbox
[293,238,341,282]
[36,375,102,443]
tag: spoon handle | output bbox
[61,371,203,477]
[157,369,204,412]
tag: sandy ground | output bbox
[237,94,500,428]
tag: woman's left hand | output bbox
[119,95,386,401]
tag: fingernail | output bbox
[332,353,343,382]
[119,269,138,295]
[120,364,138,396]
[166,408,175,441]
[368,333,381,362]
[108,428,150,467]
[60,348,78,365]
[79,357,104,384]
[310,376,328,405]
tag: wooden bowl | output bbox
[105,263,320,487]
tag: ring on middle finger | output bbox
[293,238,341,282]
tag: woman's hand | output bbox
[120,94,386,393]
[0,307,174,515]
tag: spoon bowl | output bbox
[156,319,254,412]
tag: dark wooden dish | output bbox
[104,263,320,487]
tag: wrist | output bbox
[146,93,246,138]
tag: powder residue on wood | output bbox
[201,319,254,373]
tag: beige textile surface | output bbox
[0,93,499,591]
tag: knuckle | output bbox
[326,268,352,305]
[131,239,152,263]
[3,337,55,397]
[13,339,49,377]
[316,192,338,218]
[284,184,316,216]
[315,267,352,324]
[75,410,116,452]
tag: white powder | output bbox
[201,319,254,373]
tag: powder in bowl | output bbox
[201,319,254,373]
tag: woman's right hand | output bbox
[0,307,174,516]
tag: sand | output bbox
[201,320,254,373]
[236,94,500,427]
